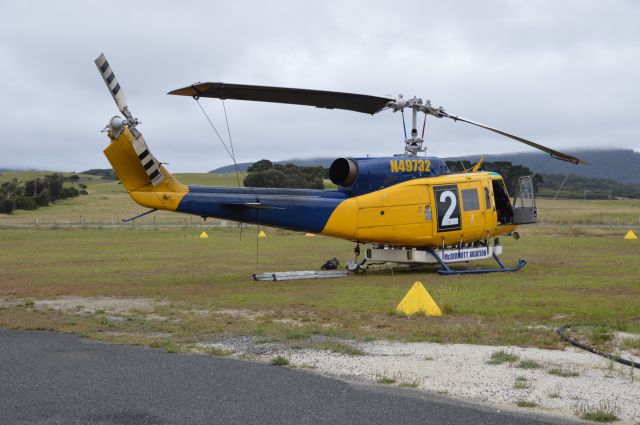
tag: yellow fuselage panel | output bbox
[321,172,515,247]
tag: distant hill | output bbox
[81,168,117,180]
[211,149,640,185]
[446,149,640,185]
[537,173,640,199]
[210,158,336,174]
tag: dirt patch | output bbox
[215,308,267,321]
[103,331,173,339]
[31,296,165,314]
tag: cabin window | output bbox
[484,187,491,209]
[461,188,480,211]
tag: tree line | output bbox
[243,159,544,193]
[0,174,87,214]
[243,160,325,189]
[446,160,545,194]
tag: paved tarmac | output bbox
[0,329,580,425]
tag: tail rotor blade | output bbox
[94,53,164,186]
[132,135,164,186]
[95,53,128,114]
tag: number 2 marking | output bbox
[439,190,459,226]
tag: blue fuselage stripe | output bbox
[176,186,348,232]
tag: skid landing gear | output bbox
[427,248,527,275]
[346,242,367,273]
[364,242,527,275]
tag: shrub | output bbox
[574,401,619,422]
[0,198,15,214]
[14,196,38,210]
[513,376,530,389]
[516,359,542,369]
[486,350,519,365]
[270,356,290,366]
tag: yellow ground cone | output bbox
[258,230,267,238]
[624,230,638,240]
[396,282,442,316]
[304,233,315,237]
[199,231,208,239]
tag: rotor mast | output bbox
[386,96,446,156]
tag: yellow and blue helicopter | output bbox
[95,54,584,275]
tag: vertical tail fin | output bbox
[96,53,187,211]
[103,127,187,210]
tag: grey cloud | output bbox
[0,0,638,172]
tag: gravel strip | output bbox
[200,337,640,423]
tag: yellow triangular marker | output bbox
[624,230,638,240]
[304,233,315,237]
[199,231,208,239]
[258,230,267,238]
[396,282,442,316]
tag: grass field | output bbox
[1,171,639,351]
[0,172,242,226]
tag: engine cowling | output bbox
[329,156,449,196]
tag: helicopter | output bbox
[95,53,584,275]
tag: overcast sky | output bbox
[1,0,638,172]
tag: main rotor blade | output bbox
[168,83,394,115]
[95,53,127,114]
[442,113,586,165]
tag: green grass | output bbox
[621,337,640,350]
[376,375,396,384]
[270,356,289,366]
[398,381,421,388]
[536,198,640,226]
[590,326,613,344]
[1,177,640,352]
[516,400,537,408]
[513,376,530,390]
[516,359,542,369]
[547,386,561,399]
[204,346,234,356]
[159,340,178,353]
[487,350,519,365]
[1,226,639,349]
[575,401,620,422]
[547,365,580,377]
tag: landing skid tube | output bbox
[364,244,527,275]
[427,248,527,275]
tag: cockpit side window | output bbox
[492,179,514,225]
[484,187,491,209]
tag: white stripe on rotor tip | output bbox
[94,53,127,112]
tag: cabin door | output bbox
[457,182,485,241]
